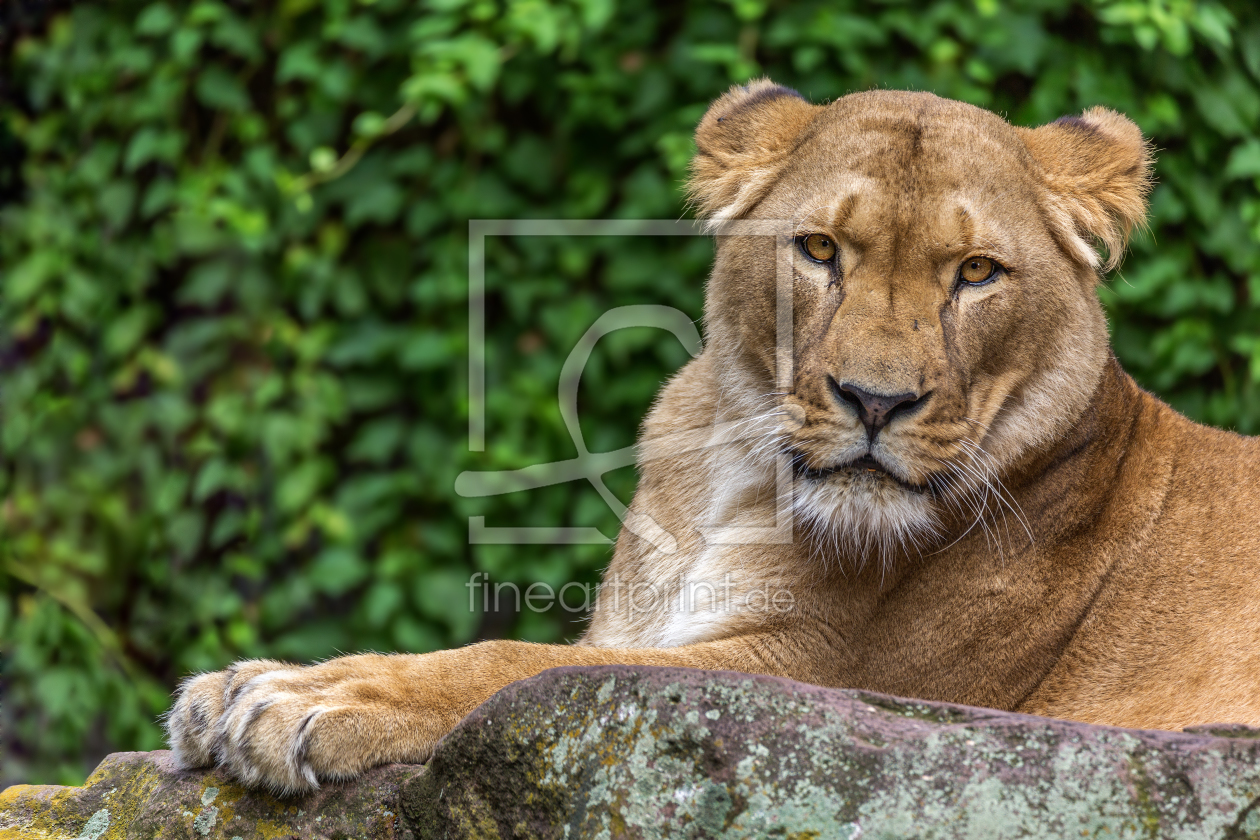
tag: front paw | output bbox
[167,654,453,795]
[165,659,299,772]
[212,665,335,794]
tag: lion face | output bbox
[689,84,1151,562]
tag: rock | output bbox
[404,665,1260,839]
[0,749,422,839]
[7,667,1260,839]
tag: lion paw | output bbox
[166,659,328,794]
[166,654,451,795]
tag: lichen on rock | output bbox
[7,667,1260,839]
[404,666,1260,839]
[0,750,422,839]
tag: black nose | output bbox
[829,378,928,441]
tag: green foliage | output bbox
[2,0,1258,785]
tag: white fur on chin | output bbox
[792,470,939,572]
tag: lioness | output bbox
[166,81,1260,794]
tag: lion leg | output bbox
[165,635,797,794]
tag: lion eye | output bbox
[800,234,837,263]
[959,256,998,285]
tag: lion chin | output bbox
[792,467,939,570]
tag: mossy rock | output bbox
[7,667,1260,839]
[405,665,1260,839]
[0,750,422,839]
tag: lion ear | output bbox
[1015,107,1154,273]
[688,79,819,224]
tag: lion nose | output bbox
[829,378,928,441]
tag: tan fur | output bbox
[167,83,1260,795]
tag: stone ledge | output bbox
[0,750,421,839]
[6,666,1260,839]
[412,666,1260,839]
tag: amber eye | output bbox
[959,256,998,285]
[800,233,837,262]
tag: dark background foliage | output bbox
[1,0,1257,786]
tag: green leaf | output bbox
[309,546,370,595]
[195,65,251,112]
[136,3,177,36]
[276,460,328,513]
[276,41,323,83]
[347,416,406,464]
[123,127,184,171]
[102,306,152,358]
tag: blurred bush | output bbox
[1,0,1257,785]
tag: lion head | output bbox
[688,81,1152,565]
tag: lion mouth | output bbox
[787,450,927,493]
